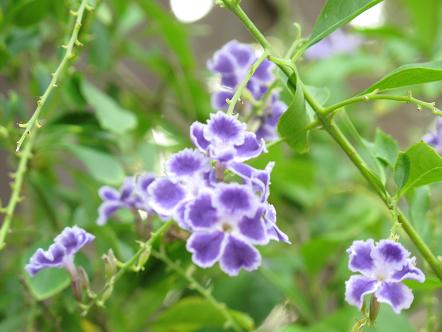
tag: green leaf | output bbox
[394,142,442,196]
[367,128,400,166]
[69,145,125,185]
[405,277,442,291]
[364,60,442,93]
[150,297,254,332]
[81,81,137,135]
[12,0,49,27]
[277,76,308,153]
[407,186,431,241]
[306,0,383,48]
[22,242,70,301]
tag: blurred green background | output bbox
[0,0,442,331]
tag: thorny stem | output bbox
[220,0,442,281]
[0,132,35,250]
[152,249,245,332]
[81,220,173,314]
[0,0,95,251]
[226,51,268,115]
[15,0,91,152]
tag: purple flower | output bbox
[97,176,145,225]
[208,40,275,109]
[345,239,425,313]
[190,111,265,164]
[26,226,94,277]
[255,93,287,141]
[305,29,362,60]
[423,118,442,154]
[185,183,271,275]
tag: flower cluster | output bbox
[345,239,425,313]
[208,40,287,141]
[305,29,362,60]
[26,226,94,277]
[423,118,442,154]
[96,112,289,276]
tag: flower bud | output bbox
[102,249,118,279]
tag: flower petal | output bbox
[375,282,414,313]
[391,258,425,283]
[227,40,255,68]
[238,208,268,244]
[136,173,156,195]
[186,193,219,230]
[213,183,259,218]
[99,186,120,201]
[166,148,210,180]
[263,203,290,243]
[190,122,210,152]
[148,178,187,216]
[234,132,266,162]
[220,235,261,276]
[120,177,136,201]
[344,275,378,309]
[347,239,375,276]
[372,240,410,272]
[203,111,246,146]
[54,226,95,256]
[26,244,66,277]
[186,231,226,268]
[252,59,274,83]
[211,90,233,110]
[207,49,235,74]
[97,201,124,225]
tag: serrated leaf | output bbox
[394,142,442,196]
[364,60,442,93]
[306,0,383,48]
[277,75,308,153]
[81,81,137,135]
[69,145,125,185]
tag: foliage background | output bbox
[0,0,442,331]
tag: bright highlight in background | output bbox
[170,0,214,23]
[350,3,385,28]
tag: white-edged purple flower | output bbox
[305,29,362,60]
[208,40,275,109]
[25,226,94,277]
[190,111,266,164]
[97,176,145,225]
[423,118,442,154]
[345,239,425,313]
[185,183,271,276]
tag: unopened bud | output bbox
[102,249,118,279]
[369,295,380,324]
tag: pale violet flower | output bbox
[423,118,442,154]
[345,239,425,313]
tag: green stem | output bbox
[227,51,268,115]
[16,0,90,152]
[152,249,245,332]
[221,0,442,281]
[81,220,174,313]
[0,132,35,250]
[322,91,442,117]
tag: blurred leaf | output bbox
[150,297,254,332]
[81,81,137,135]
[69,145,125,185]
[403,0,441,53]
[364,60,442,93]
[405,277,442,291]
[22,242,70,301]
[394,142,442,196]
[12,0,49,27]
[300,238,340,275]
[407,186,430,241]
[365,128,399,167]
[306,0,382,48]
[277,75,308,153]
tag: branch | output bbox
[152,249,245,332]
[220,0,442,281]
[80,220,174,314]
[322,90,442,117]
[15,0,91,152]
[0,0,96,251]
